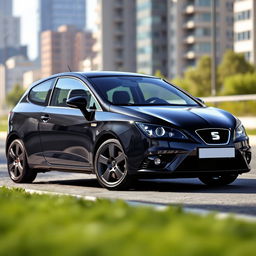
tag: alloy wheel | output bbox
[96,141,127,187]
[7,140,26,181]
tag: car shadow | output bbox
[34,177,256,194]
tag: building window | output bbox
[195,0,211,7]
[196,42,211,53]
[196,13,211,22]
[235,31,251,41]
[195,27,211,36]
[234,10,251,21]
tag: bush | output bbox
[1,187,256,256]
[0,115,8,132]
[218,50,255,86]
[222,73,256,95]
[207,101,256,116]
[6,84,25,107]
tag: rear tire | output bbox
[94,139,135,190]
[7,139,37,183]
[199,174,238,186]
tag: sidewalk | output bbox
[0,132,6,140]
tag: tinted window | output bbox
[89,76,199,106]
[51,77,101,110]
[139,83,187,105]
[29,79,53,105]
[107,86,134,104]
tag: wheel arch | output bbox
[93,132,122,164]
[6,132,20,156]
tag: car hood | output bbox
[125,106,237,129]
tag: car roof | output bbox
[48,71,157,79]
[27,71,159,91]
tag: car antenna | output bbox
[67,65,72,72]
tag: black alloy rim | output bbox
[7,141,25,180]
[97,143,127,185]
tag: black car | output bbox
[6,72,251,189]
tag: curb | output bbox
[5,186,256,223]
[249,135,256,146]
[0,132,6,140]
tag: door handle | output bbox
[40,114,50,122]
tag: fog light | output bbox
[245,152,251,164]
[154,158,161,165]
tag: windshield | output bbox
[89,76,199,106]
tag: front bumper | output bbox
[135,137,251,178]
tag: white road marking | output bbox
[2,186,256,223]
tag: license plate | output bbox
[198,148,235,159]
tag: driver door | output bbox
[39,77,101,167]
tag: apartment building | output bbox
[93,0,136,72]
[0,0,27,64]
[167,0,234,78]
[233,0,256,64]
[136,0,168,76]
[39,0,86,32]
[41,25,94,77]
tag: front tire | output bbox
[199,174,238,186]
[7,139,37,183]
[94,139,134,190]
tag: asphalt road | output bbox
[1,135,256,216]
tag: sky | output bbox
[13,0,96,60]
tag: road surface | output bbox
[0,134,255,216]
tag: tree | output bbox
[218,50,255,85]
[154,70,166,79]
[222,73,256,95]
[171,77,193,94]
[183,55,212,97]
[6,84,25,107]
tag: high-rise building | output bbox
[41,25,94,78]
[0,0,27,64]
[39,0,86,32]
[0,0,12,16]
[233,0,256,64]
[93,0,136,72]
[23,69,42,89]
[167,0,234,78]
[136,0,168,76]
[0,55,35,109]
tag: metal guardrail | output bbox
[202,94,256,103]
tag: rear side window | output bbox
[29,79,53,106]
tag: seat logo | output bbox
[211,131,220,140]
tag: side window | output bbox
[29,79,53,106]
[50,77,101,110]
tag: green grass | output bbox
[0,187,256,256]
[0,115,7,132]
[247,129,256,136]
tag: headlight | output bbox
[136,123,187,140]
[235,123,247,139]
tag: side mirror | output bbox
[196,97,205,104]
[66,96,87,109]
[66,96,94,120]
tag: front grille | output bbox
[196,128,230,145]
